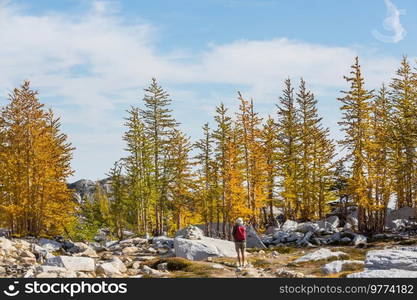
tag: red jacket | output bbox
[232,225,246,241]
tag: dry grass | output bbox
[145,257,236,278]
[396,238,417,246]
[267,246,298,254]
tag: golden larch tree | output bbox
[0,81,75,236]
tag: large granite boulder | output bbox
[44,256,95,272]
[245,225,266,249]
[174,236,237,261]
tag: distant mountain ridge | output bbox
[67,178,112,203]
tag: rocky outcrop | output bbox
[261,216,371,248]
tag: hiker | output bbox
[232,218,247,267]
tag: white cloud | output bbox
[0,1,400,180]
[372,0,407,43]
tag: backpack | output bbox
[233,225,246,241]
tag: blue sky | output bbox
[1,0,416,181]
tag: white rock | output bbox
[31,244,49,258]
[20,257,36,265]
[365,249,417,271]
[122,246,138,255]
[294,248,347,263]
[24,268,35,278]
[157,262,168,271]
[346,213,358,228]
[76,247,98,258]
[296,222,319,233]
[0,237,14,251]
[13,239,31,249]
[147,247,157,254]
[105,241,118,248]
[343,223,353,231]
[96,263,122,276]
[152,236,174,248]
[286,232,304,242]
[132,261,141,269]
[109,257,127,273]
[36,265,68,273]
[37,238,62,252]
[272,231,289,243]
[141,265,165,276]
[44,256,95,272]
[20,250,35,258]
[326,216,339,228]
[68,242,89,253]
[281,220,298,232]
[211,263,225,269]
[322,260,364,274]
[175,225,204,240]
[88,242,106,252]
[353,234,367,247]
[122,230,135,238]
[174,236,237,261]
[120,237,147,246]
[297,232,315,247]
[348,269,417,278]
[317,222,331,232]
